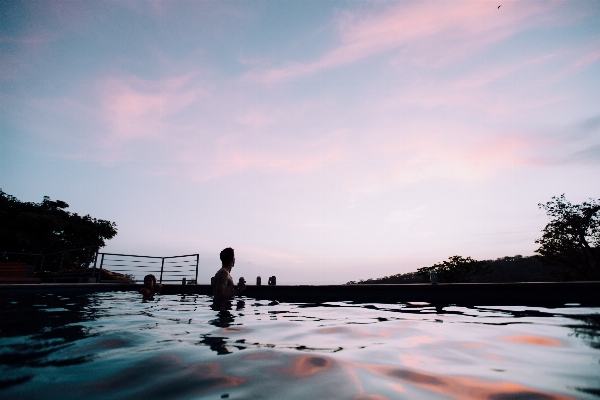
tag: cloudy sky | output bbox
[1,0,599,284]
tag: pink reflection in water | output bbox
[244,353,274,360]
[94,353,245,396]
[366,365,573,399]
[317,325,409,339]
[353,394,391,400]
[501,335,563,347]
[460,342,486,349]
[277,355,333,377]
[220,327,248,334]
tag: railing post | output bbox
[92,249,99,278]
[97,253,105,283]
[430,271,438,285]
[159,258,165,283]
[85,247,93,269]
[59,252,65,271]
[195,254,199,284]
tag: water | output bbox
[1,292,599,399]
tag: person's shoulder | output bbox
[215,268,228,277]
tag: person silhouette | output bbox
[139,274,162,300]
[213,248,246,301]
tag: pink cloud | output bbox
[245,0,563,83]
[570,48,600,71]
[97,74,204,146]
[328,127,540,200]
[80,69,556,187]
[558,42,600,77]
[17,60,569,188]
[449,53,560,90]
[165,125,528,191]
[173,129,349,181]
[368,49,573,122]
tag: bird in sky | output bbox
[498,5,501,8]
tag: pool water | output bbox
[1,292,599,399]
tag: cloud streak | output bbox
[245,1,562,83]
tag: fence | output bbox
[96,253,199,284]
[1,249,199,284]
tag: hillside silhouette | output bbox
[348,255,554,284]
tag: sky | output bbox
[1,0,599,284]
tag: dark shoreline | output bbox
[1,282,599,306]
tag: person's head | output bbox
[220,247,235,268]
[143,274,157,288]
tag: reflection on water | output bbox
[501,334,563,346]
[92,353,245,398]
[567,314,600,350]
[369,365,574,400]
[281,354,333,377]
[0,293,599,399]
[209,299,245,328]
[0,294,98,371]
[202,300,246,354]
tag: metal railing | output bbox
[96,252,199,283]
[2,249,200,284]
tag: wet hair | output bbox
[144,274,157,285]
[220,247,235,265]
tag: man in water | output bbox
[140,274,162,300]
[213,247,246,300]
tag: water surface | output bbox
[1,292,599,399]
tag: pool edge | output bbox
[1,282,599,306]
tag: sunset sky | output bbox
[1,0,599,284]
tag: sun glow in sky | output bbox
[1,0,599,284]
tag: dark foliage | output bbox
[416,255,490,283]
[535,194,600,281]
[346,272,422,285]
[471,255,553,283]
[0,191,117,270]
[348,255,555,285]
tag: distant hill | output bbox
[347,255,554,284]
[471,255,553,283]
[347,272,422,285]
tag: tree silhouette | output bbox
[0,191,117,270]
[416,255,490,283]
[535,194,600,281]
